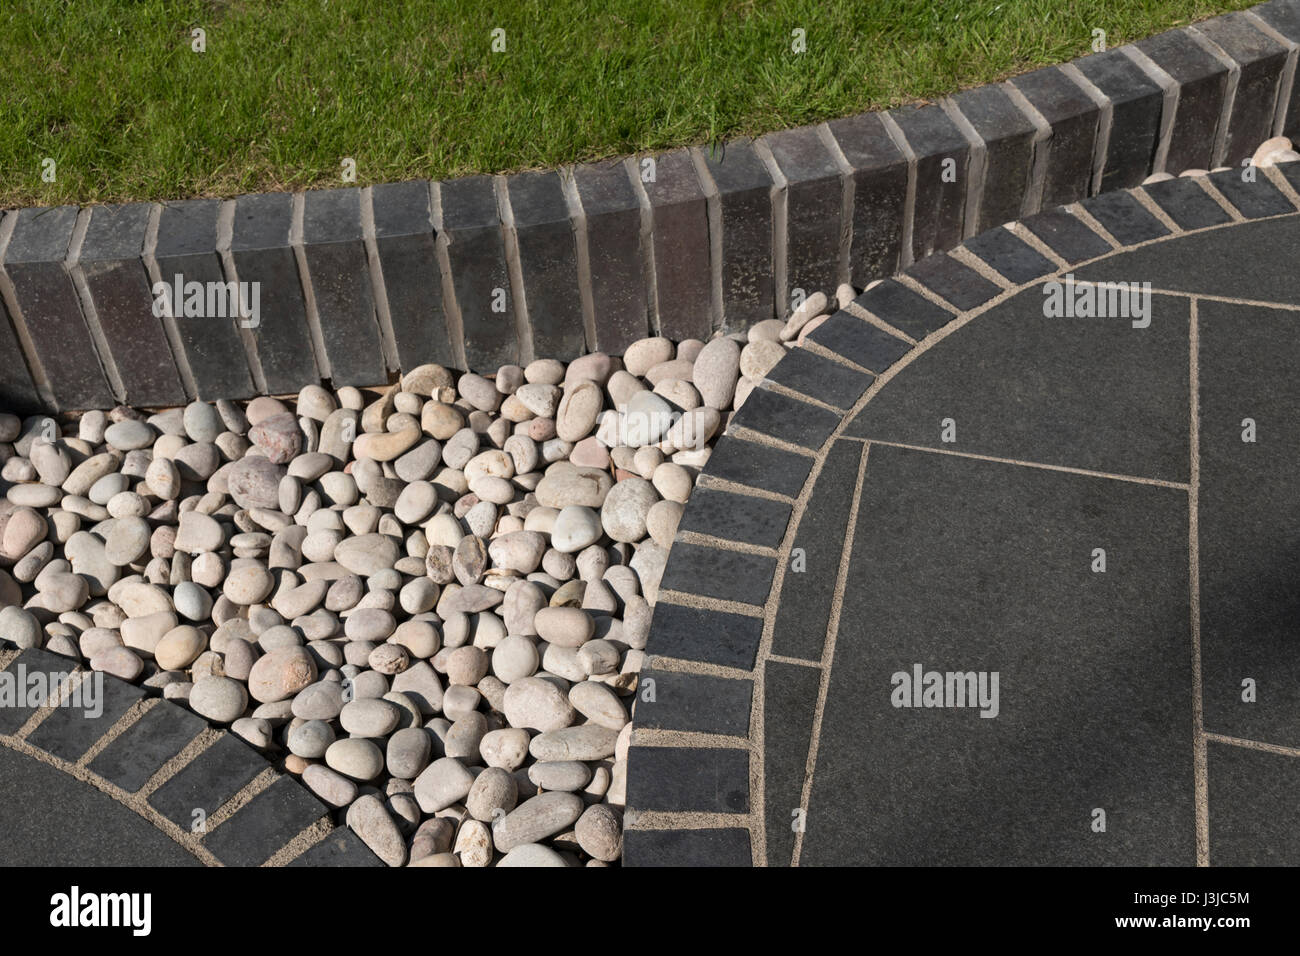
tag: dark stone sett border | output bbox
[6,2,1300,413]
[0,645,379,867]
[622,137,1300,866]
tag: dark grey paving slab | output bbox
[623,826,751,866]
[1072,213,1300,303]
[763,659,821,867]
[25,673,143,763]
[573,160,650,353]
[203,775,326,866]
[288,827,384,866]
[1080,189,1170,244]
[1206,741,1300,865]
[802,443,1193,865]
[904,253,1003,311]
[728,386,840,450]
[1009,66,1102,207]
[0,648,80,735]
[88,702,206,793]
[1017,209,1113,263]
[1074,49,1165,191]
[962,227,1056,284]
[845,287,1191,483]
[658,542,775,607]
[702,434,813,498]
[1206,168,1294,219]
[147,734,269,829]
[633,669,753,737]
[675,486,791,550]
[626,745,748,813]
[1141,177,1233,230]
[154,199,256,399]
[0,746,199,866]
[804,311,912,373]
[762,126,843,299]
[826,112,908,282]
[698,139,776,330]
[770,441,862,661]
[950,83,1039,231]
[851,279,954,340]
[1198,299,1300,748]
[646,602,764,671]
[890,104,970,262]
[1136,29,1230,173]
[507,170,585,359]
[762,346,873,410]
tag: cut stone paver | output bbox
[628,185,1300,866]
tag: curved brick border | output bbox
[620,156,1300,866]
[6,3,1300,413]
[0,645,380,867]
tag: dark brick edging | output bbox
[5,2,1300,413]
[0,645,380,867]
[620,154,1300,867]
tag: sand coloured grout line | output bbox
[201,765,281,837]
[948,244,1013,290]
[1066,202,1123,249]
[1009,221,1071,270]
[843,301,919,345]
[74,694,156,770]
[12,668,88,740]
[645,656,756,681]
[623,809,751,831]
[758,378,844,415]
[654,590,765,619]
[765,653,822,669]
[837,437,1191,490]
[799,337,876,376]
[694,472,796,504]
[789,441,869,867]
[895,272,966,313]
[725,425,819,458]
[264,815,334,867]
[1263,163,1300,208]
[1189,296,1209,868]
[1131,187,1184,235]
[1203,732,1300,758]
[674,530,778,558]
[631,729,752,749]
[1193,175,1249,223]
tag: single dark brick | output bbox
[626,745,749,813]
[154,199,255,400]
[507,170,585,359]
[147,734,269,828]
[88,702,206,793]
[949,84,1039,230]
[702,434,813,498]
[2,206,114,410]
[440,175,517,371]
[889,104,971,261]
[804,311,913,373]
[372,180,456,371]
[1141,176,1234,229]
[300,188,386,386]
[634,670,753,737]
[229,192,320,393]
[762,126,843,304]
[289,828,384,867]
[203,775,326,866]
[0,649,81,735]
[771,440,862,660]
[1010,66,1102,206]
[1252,0,1300,139]
[623,827,751,867]
[763,346,873,410]
[1081,190,1171,244]
[25,673,144,763]
[1075,49,1165,191]
[827,112,908,283]
[0,286,40,412]
[905,253,1003,311]
[1018,208,1114,263]
[573,160,649,353]
[1207,168,1295,218]
[697,140,775,331]
[962,227,1057,284]
[764,659,821,865]
[729,385,840,450]
[643,150,712,340]
[658,541,776,607]
[1137,29,1231,172]
[1194,13,1289,165]
[852,278,955,340]
[646,602,764,671]
[76,204,186,406]
[676,486,792,549]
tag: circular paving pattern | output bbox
[623,163,1300,866]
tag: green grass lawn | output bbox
[0,0,1261,206]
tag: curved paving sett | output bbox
[0,646,380,867]
[624,163,1300,866]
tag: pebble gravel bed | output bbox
[0,282,845,867]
